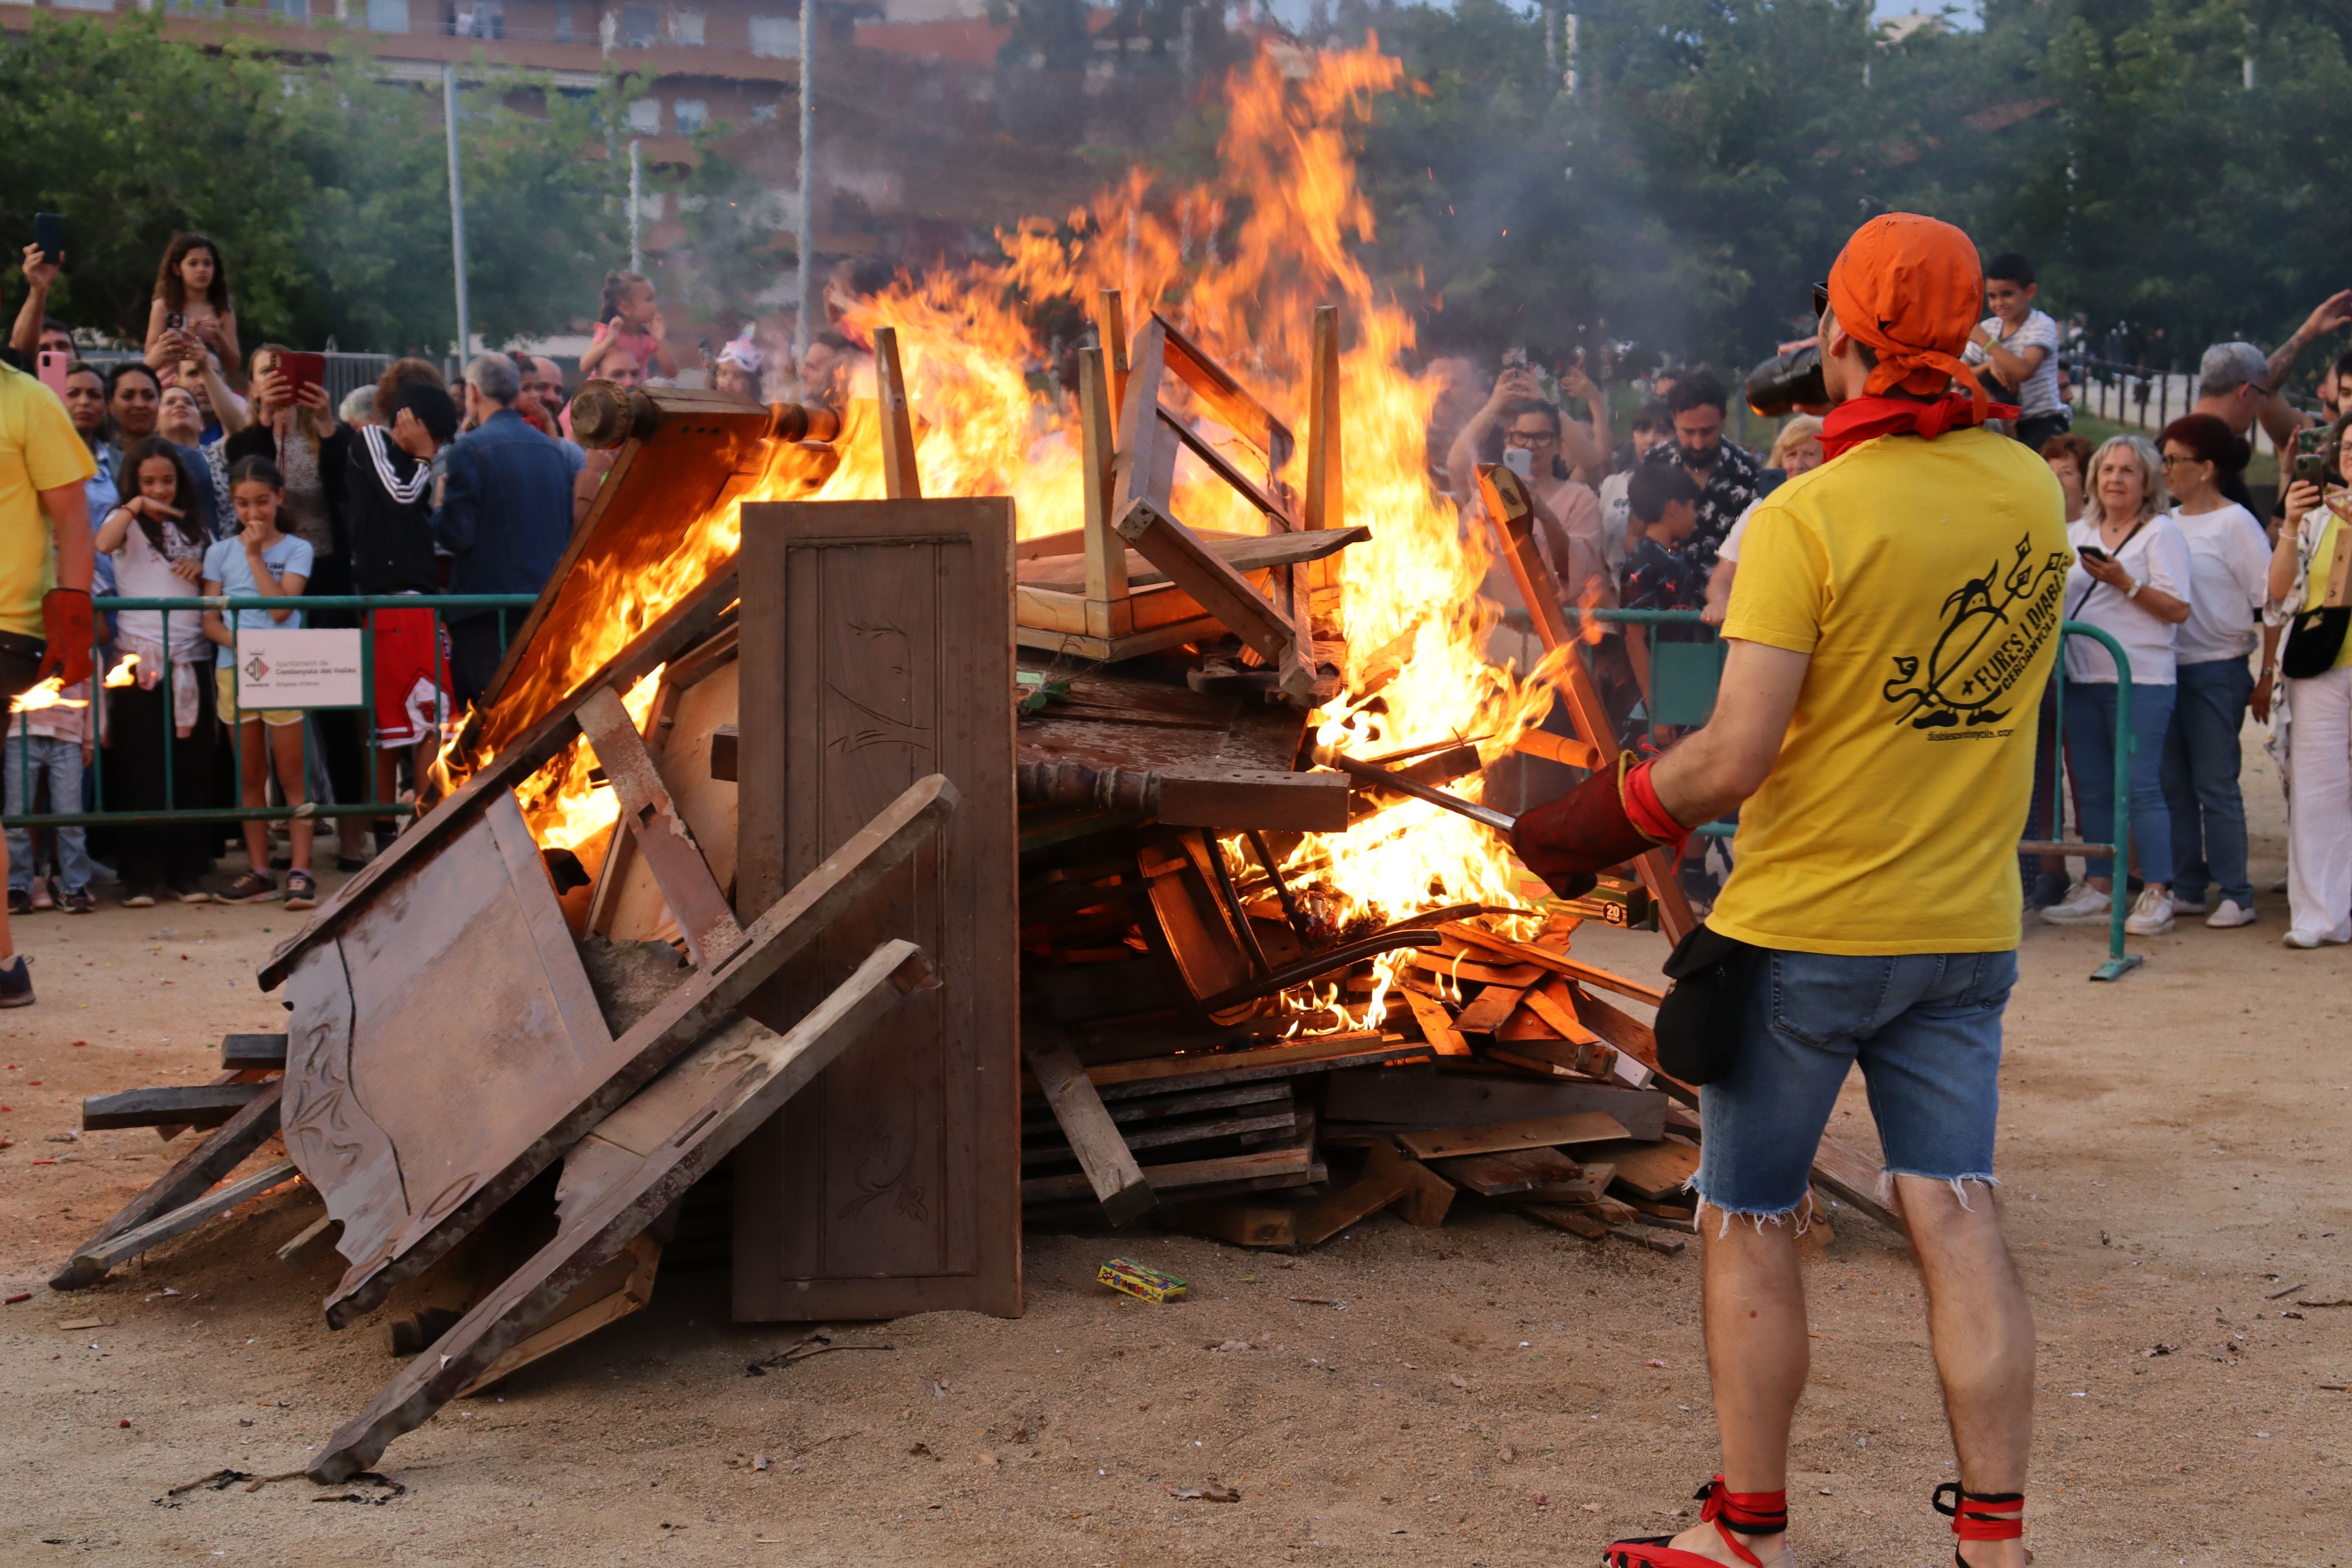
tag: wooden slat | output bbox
[82,1083,267,1132]
[67,1161,303,1281]
[1363,1139,1455,1228]
[51,1081,284,1290]
[1402,989,1470,1058]
[1014,525,1368,595]
[1024,1027,1154,1225]
[1303,303,1343,590]
[1096,289,1129,422]
[1294,1167,1411,1247]
[1081,1035,1433,1099]
[1452,984,1526,1035]
[219,1034,288,1070]
[1112,318,1175,517]
[873,325,922,501]
[307,939,936,1483]
[277,1214,343,1270]
[1521,982,1602,1044]
[1395,1111,1632,1161]
[1440,922,1669,1007]
[1020,1143,1312,1206]
[576,685,744,969]
[1156,313,1295,477]
[1114,498,1307,701]
[1158,406,1296,529]
[1078,345,1127,609]
[456,1232,662,1398]
[1808,1129,1900,1230]
[1429,1146,1606,1201]
[1322,1063,1666,1140]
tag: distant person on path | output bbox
[1963,252,2068,450]
[1641,369,1759,572]
[430,354,577,705]
[143,233,242,377]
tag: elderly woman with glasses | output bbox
[2042,434,2195,936]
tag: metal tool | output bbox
[1314,746,1517,834]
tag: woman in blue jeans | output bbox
[2043,434,2194,935]
[2156,415,2271,927]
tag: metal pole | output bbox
[629,137,643,276]
[793,0,815,366]
[443,63,472,362]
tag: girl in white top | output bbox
[2155,415,2271,925]
[2042,434,2194,936]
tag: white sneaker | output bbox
[2124,886,2175,936]
[2169,888,2209,915]
[2039,882,2111,925]
[2205,900,2257,929]
[2284,928,2348,949]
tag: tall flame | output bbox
[502,40,1566,981]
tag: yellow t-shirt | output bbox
[0,361,98,638]
[2302,514,2352,671]
[1709,425,2071,955]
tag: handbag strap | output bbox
[2069,512,2153,622]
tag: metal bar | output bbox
[445,62,472,361]
[1315,748,1515,833]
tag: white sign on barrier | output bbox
[236,628,365,710]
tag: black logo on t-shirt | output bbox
[1882,534,2068,731]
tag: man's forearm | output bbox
[42,485,93,594]
[9,283,47,356]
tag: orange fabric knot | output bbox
[1826,212,1993,415]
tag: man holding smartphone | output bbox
[1517,215,2063,1568]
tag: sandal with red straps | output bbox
[1932,1482,2026,1565]
[1602,1475,1792,1568]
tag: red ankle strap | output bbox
[1697,1474,1789,1535]
[1933,1482,2024,1540]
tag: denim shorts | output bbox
[1693,947,2018,1218]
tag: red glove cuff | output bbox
[1621,758,1690,851]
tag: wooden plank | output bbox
[305,938,935,1483]
[1452,984,1526,1035]
[1293,1167,1411,1247]
[1808,1129,1900,1231]
[277,1214,343,1270]
[1576,1136,1700,1203]
[1078,345,1127,610]
[1024,1027,1154,1225]
[1096,289,1129,422]
[1111,318,1176,516]
[1020,1142,1313,1206]
[287,775,957,1330]
[1402,989,1470,1058]
[1473,461,1696,944]
[872,325,923,501]
[1440,923,1669,1007]
[1024,1081,1289,1132]
[575,684,744,968]
[1303,304,1342,590]
[456,1232,662,1398]
[1044,1107,1294,1160]
[1115,497,1308,702]
[1363,1139,1455,1228]
[1156,313,1295,477]
[1520,1202,1608,1240]
[1521,980,1601,1043]
[1487,1036,1617,1082]
[51,1082,284,1290]
[1322,1063,1665,1139]
[1512,730,1605,770]
[1015,525,1368,596]
[1085,1035,1432,1099]
[219,1034,288,1070]
[1396,1111,1632,1162]
[82,1083,267,1132]
[1429,1146,1607,1201]
[733,498,1021,1323]
[1416,950,1546,989]
[66,1161,303,1282]
[1158,406,1297,529]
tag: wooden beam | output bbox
[1096,289,1129,420]
[1156,313,1295,480]
[1024,1026,1154,1225]
[1363,1139,1456,1228]
[306,939,937,1483]
[1474,461,1696,944]
[1112,318,1176,517]
[1080,1034,1432,1099]
[457,1232,662,1398]
[1157,406,1297,530]
[51,1081,283,1290]
[1396,1111,1632,1161]
[1115,498,1310,703]
[1403,988,1471,1057]
[1079,345,1128,614]
[1304,304,1343,589]
[1020,1143,1314,1206]
[872,325,922,501]
[575,685,744,969]
[219,1034,288,1070]
[82,1083,268,1132]
[65,1161,304,1283]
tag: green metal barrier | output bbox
[1557,607,2142,982]
[4,594,535,834]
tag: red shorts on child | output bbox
[371,604,448,748]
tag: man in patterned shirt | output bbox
[1642,368,1759,573]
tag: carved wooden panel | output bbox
[732,497,1020,1321]
[282,791,615,1307]
[592,656,742,949]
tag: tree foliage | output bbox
[0,10,632,357]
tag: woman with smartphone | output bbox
[2041,434,2193,936]
[143,234,241,377]
[2267,414,2352,947]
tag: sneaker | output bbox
[121,886,156,909]
[0,954,29,1008]
[61,887,95,915]
[2125,886,2176,936]
[171,881,212,904]
[29,877,54,912]
[2023,869,2072,911]
[2039,882,2111,925]
[5,887,29,916]
[283,870,318,912]
[2169,887,2209,915]
[218,870,279,904]
[2205,899,2257,929]
[2285,928,2348,949]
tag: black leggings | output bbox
[103,668,219,891]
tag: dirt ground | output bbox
[2,744,2349,1567]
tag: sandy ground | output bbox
[2,745,2349,1567]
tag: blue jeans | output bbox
[1695,948,2018,1216]
[5,733,94,894]
[2161,658,2256,907]
[2063,679,2176,887]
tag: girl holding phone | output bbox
[143,233,241,377]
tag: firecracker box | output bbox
[1098,1257,1187,1304]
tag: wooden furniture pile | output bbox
[41,305,1894,1484]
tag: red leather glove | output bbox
[36,589,94,691]
[1510,754,1690,901]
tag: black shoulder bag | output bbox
[1652,922,1763,1085]
[2282,517,2352,678]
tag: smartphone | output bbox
[1502,446,1535,481]
[33,212,64,266]
[2296,426,2329,485]
[36,350,70,399]
[165,310,186,332]
[276,350,327,403]
[2076,546,2110,564]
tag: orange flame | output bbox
[103,653,139,688]
[9,677,84,714]
[491,41,1569,1008]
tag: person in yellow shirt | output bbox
[1514,216,2056,1568]
[0,356,98,1007]
[2269,449,2352,947]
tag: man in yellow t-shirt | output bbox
[0,356,98,1010]
[1514,216,2055,1568]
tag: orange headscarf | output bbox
[1826,213,1993,415]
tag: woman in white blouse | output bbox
[2154,414,2272,928]
[2042,435,2194,935]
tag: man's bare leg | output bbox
[1656,1209,1807,1564]
[1896,1175,2034,1568]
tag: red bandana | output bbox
[1818,392,2021,460]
